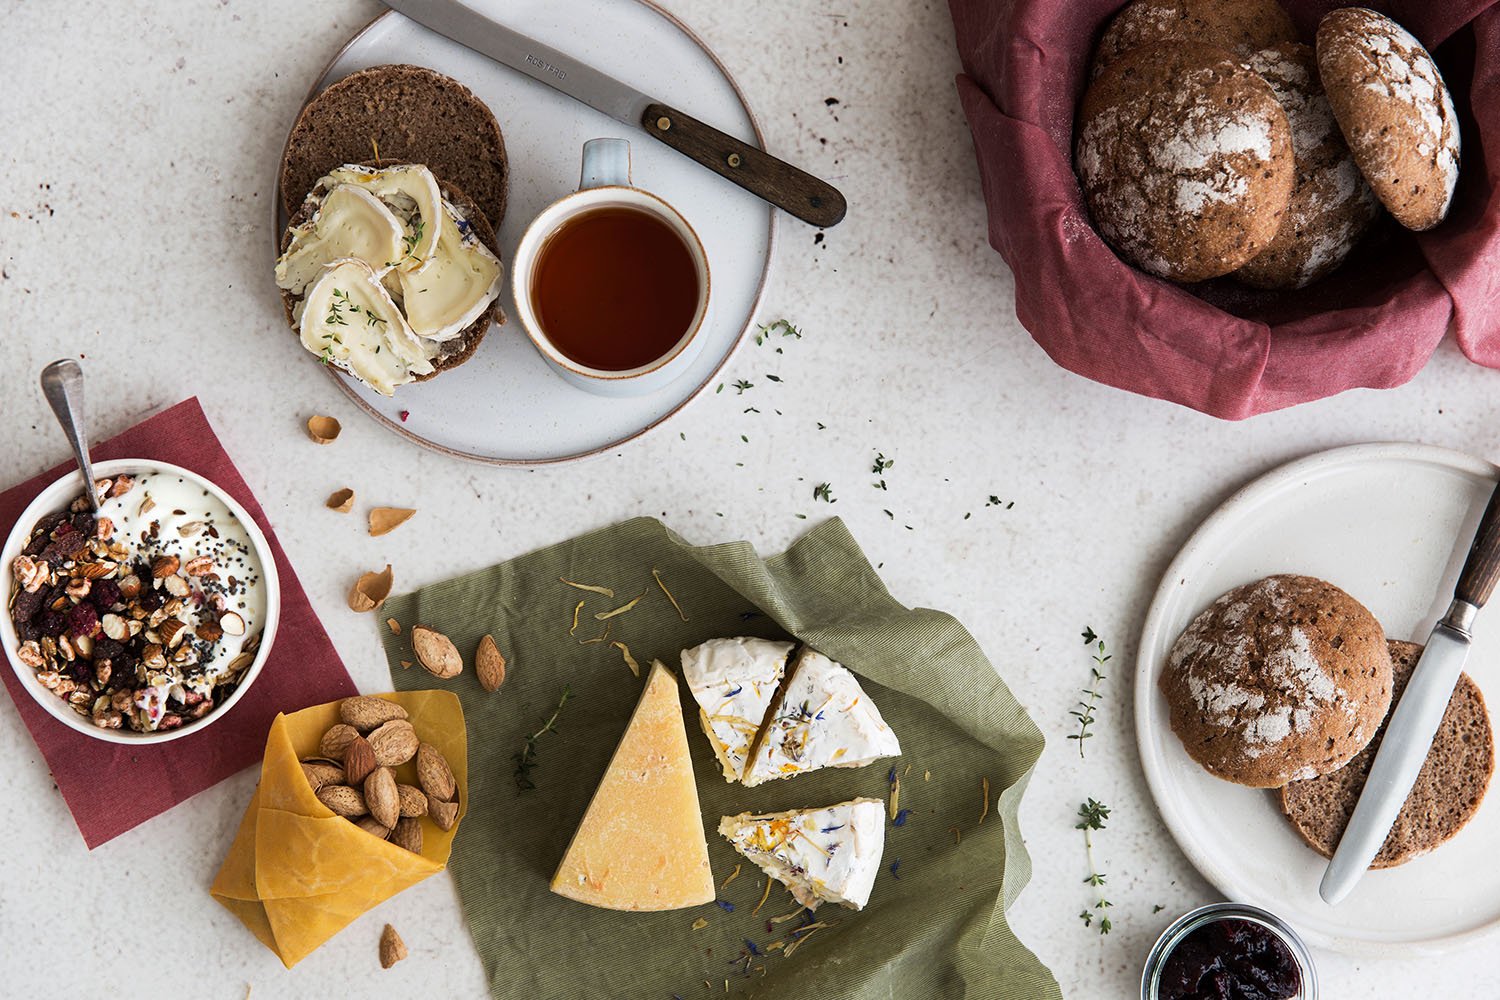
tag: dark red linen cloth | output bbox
[947,0,1500,418]
[0,398,357,848]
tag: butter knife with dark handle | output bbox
[1320,475,1500,903]
[380,0,847,227]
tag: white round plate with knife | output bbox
[1136,442,1500,955]
[288,0,781,464]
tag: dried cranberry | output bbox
[90,579,122,610]
[94,637,124,660]
[70,512,96,536]
[51,520,76,539]
[69,657,92,684]
[66,602,99,638]
[12,588,44,623]
[36,611,67,638]
[17,621,38,644]
[139,589,164,612]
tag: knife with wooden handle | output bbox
[1320,476,1500,904]
[380,0,847,227]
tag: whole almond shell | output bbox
[353,815,391,839]
[365,767,400,830]
[300,760,346,791]
[411,625,463,679]
[340,695,409,732]
[429,797,459,831]
[368,719,420,767]
[396,783,428,818]
[416,742,457,802]
[344,735,377,785]
[476,634,506,692]
[390,816,424,854]
[317,784,367,817]
[319,723,360,759]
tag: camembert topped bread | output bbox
[742,647,901,787]
[680,637,795,782]
[719,798,886,911]
[550,661,714,911]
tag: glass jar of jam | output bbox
[1141,903,1318,1000]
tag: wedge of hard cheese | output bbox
[719,798,886,911]
[550,661,714,910]
[680,637,795,782]
[742,647,901,787]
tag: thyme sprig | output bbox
[1069,629,1110,758]
[1077,798,1112,933]
[513,685,573,791]
[813,482,835,503]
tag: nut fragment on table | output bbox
[325,487,354,513]
[368,507,416,537]
[306,414,342,444]
[379,924,408,969]
[348,565,393,613]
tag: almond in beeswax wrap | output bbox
[381,517,1060,1000]
[210,690,467,967]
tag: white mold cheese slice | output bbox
[274,185,405,296]
[680,637,795,782]
[394,198,503,342]
[297,258,433,396]
[719,798,886,911]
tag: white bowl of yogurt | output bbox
[1,459,280,744]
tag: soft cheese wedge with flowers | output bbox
[298,258,433,396]
[393,198,503,341]
[742,647,901,787]
[274,185,405,296]
[719,798,886,911]
[550,661,714,911]
[321,163,443,269]
[681,637,795,782]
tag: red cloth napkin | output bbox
[947,0,1500,419]
[0,398,357,848]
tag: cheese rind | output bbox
[719,798,886,911]
[742,648,901,787]
[550,661,714,911]
[680,637,795,782]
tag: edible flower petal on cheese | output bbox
[719,799,886,911]
[274,185,405,296]
[298,258,433,396]
[742,648,901,787]
[394,198,503,342]
[681,637,795,782]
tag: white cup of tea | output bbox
[511,138,711,397]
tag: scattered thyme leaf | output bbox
[765,374,782,382]
[813,482,835,503]
[513,685,573,791]
[733,379,754,394]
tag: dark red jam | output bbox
[1158,918,1301,1000]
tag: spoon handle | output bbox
[39,359,99,512]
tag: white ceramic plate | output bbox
[287,0,776,465]
[1136,443,1500,955]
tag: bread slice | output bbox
[278,165,502,378]
[280,64,509,233]
[1279,640,1494,868]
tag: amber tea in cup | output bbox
[530,206,700,372]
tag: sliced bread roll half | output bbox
[1279,640,1494,868]
[280,64,509,233]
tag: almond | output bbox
[353,816,391,839]
[196,620,224,643]
[300,760,345,791]
[319,723,360,759]
[475,634,506,692]
[151,555,180,578]
[344,735,377,785]
[389,816,423,855]
[429,797,459,831]
[219,610,246,636]
[379,924,407,969]
[416,742,456,802]
[340,695,409,732]
[412,625,463,679]
[316,784,367,817]
[396,783,428,818]
[368,719,419,767]
[159,618,188,649]
[365,766,400,830]
[183,555,214,577]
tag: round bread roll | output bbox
[1093,0,1297,76]
[1235,43,1381,289]
[1279,640,1493,868]
[1316,7,1460,231]
[1075,42,1295,282]
[1160,574,1392,788]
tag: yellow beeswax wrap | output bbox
[209,690,467,967]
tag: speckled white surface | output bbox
[3,1,1500,997]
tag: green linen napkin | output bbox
[381,517,1060,1000]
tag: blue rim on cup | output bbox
[1141,902,1319,1000]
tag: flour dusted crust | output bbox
[1279,641,1493,868]
[1093,0,1298,76]
[1316,7,1460,231]
[1076,42,1294,282]
[1235,43,1381,289]
[1160,574,1392,788]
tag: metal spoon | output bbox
[39,359,99,512]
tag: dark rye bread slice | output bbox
[1280,640,1494,868]
[280,64,509,233]
[278,165,502,379]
